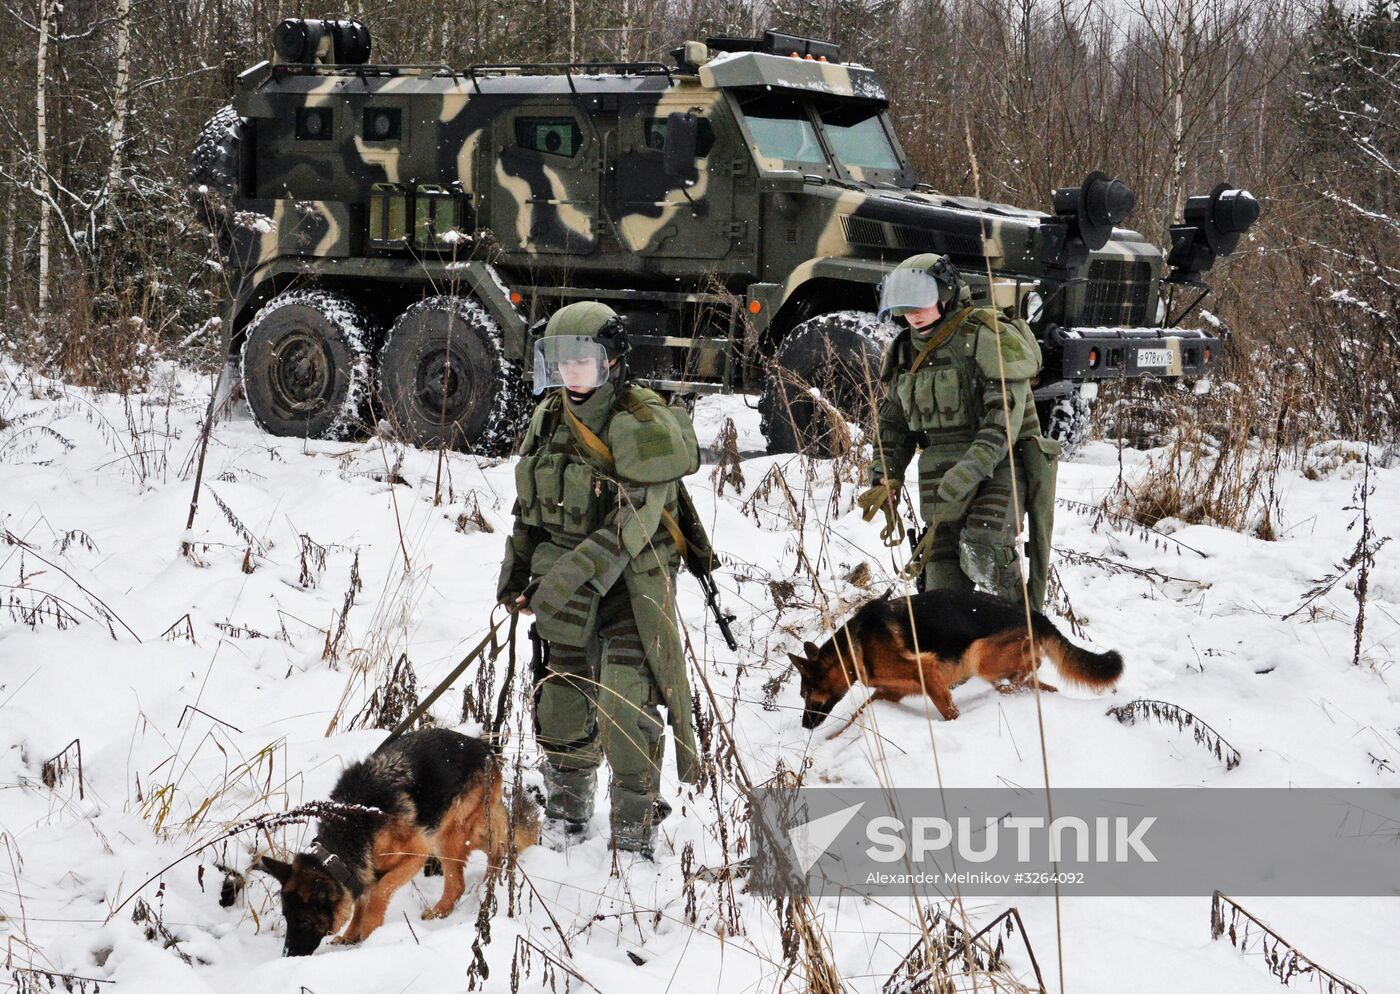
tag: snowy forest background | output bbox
[0,0,1397,445]
[2,2,1399,992]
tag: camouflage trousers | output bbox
[534,583,665,845]
[916,444,1026,600]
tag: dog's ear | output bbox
[251,855,293,886]
[787,651,810,673]
[803,641,821,660]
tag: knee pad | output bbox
[535,665,597,755]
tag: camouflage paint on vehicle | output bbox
[202,27,1253,419]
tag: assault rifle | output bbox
[674,485,740,653]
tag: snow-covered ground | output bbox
[1,361,1396,993]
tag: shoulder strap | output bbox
[618,387,656,421]
[560,391,617,470]
[908,306,974,375]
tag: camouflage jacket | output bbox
[497,380,701,782]
[497,382,695,606]
[869,307,1042,504]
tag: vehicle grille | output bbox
[840,214,985,258]
[841,215,888,247]
[1081,259,1152,326]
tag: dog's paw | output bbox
[330,933,362,946]
[941,704,960,721]
[421,905,454,921]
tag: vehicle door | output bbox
[491,106,599,255]
[607,97,741,260]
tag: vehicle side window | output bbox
[515,117,584,158]
[642,117,716,158]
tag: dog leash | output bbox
[380,608,511,748]
[856,482,906,548]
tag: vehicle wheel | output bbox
[188,105,242,230]
[377,296,530,455]
[1037,384,1094,453]
[241,290,376,440]
[759,310,891,457]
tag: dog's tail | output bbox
[1032,614,1123,690]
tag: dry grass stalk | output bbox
[207,489,267,556]
[131,896,193,965]
[1283,530,1389,627]
[11,968,110,994]
[1210,891,1367,993]
[709,416,745,496]
[348,652,423,732]
[160,612,196,643]
[40,738,84,798]
[455,491,494,534]
[141,736,283,837]
[883,905,1046,994]
[1107,699,1242,770]
[322,550,364,665]
[326,554,439,735]
[1103,372,1297,542]
[1349,448,1378,669]
[297,534,328,587]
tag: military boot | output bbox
[610,789,670,859]
[542,764,597,851]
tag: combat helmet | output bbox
[877,253,967,321]
[533,301,630,394]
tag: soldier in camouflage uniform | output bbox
[860,254,1052,603]
[498,301,700,858]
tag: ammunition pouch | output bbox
[515,449,610,540]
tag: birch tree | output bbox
[103,0,132,214]
[34,0,52,318]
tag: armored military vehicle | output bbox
[191,19,1259,454]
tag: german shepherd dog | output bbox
[254,728,537,956]
[788,590,1123,729]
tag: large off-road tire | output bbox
[189,105,243,230]
[759,310,890,457]
[376,296,530,455]
[241,290,377,440]
[1037,384,1094,453]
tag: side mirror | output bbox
[663,112,699,180]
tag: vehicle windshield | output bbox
[736,92,830,168]
[816,102,900,171]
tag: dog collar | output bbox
[303,841,354,888]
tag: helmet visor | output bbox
[877,269,946,320]
[533,335,611,394]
